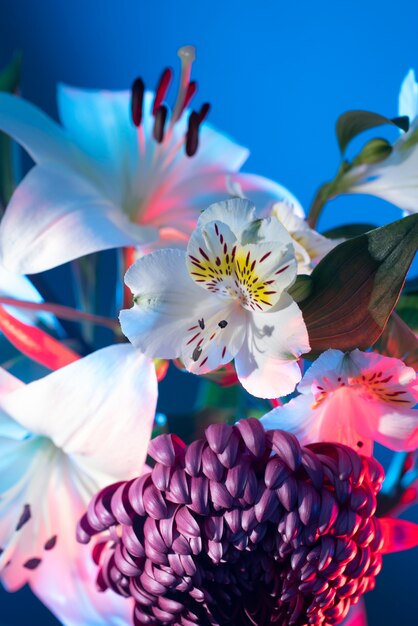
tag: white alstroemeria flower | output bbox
[339,69,418,214]
[120,198,310,399]
[261,349,418,456]
[271,201,339,274]
[0,345,157,624]
[0,46,299,275]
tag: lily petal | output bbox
[0,92,83,170]
[399,69,418,122]
[31,539,135,626]
[234,294,310,398]
[0,345,158,480]
[0,164,155,274]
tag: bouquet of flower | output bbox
[0,46,417,626]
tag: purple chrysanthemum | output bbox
[77,418,385,626]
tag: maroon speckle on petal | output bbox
[44,535,57,551]
[78,419,386,626]
[15,504,31,531]
[24,557,42,570]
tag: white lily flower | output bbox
[0,46,299,275]
[271,201,339,274]
[261,348,418,456]
[0,345,157,624]
[120,198,310,399]
[339,69,418,214]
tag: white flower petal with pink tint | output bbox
[261,348,418,453]
[234,294,310,398]
[0,345,157,592]
[0,48,300,275]
[121,200,310,398]
[0,165,155,274]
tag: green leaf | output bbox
[336,110,409,155]
[373,312,418,371]
[0,53,22,208]
[288,274,312,303]
[300,214,418,355]
[322,223,377,240]
[0,52,22,93]
[395,293,418,331]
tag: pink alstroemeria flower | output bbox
[0,46,300,275]
[261,349,418,455]
[0,345,157,625]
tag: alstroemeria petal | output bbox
[399,69,418,122]
[196,197,257,240]
[260,394,321,441]
[366,404,418,452]
[180,301,246,373]
[234,294,310,398]
[121,248,215,359]
[0,345,158,480]
[226,171,305,217]
[0,164,155,274]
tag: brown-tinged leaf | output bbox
[373,312,418,371]
[300,214,418,355]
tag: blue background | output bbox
[0,0,417,624]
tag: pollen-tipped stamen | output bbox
[172,45,196,123]
[131,77,145,127]
[186,110,200,157]
[153,105,168,143]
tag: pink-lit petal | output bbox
[0,306,80,370]
[341,599,368,626]
[260,394,321,441]
[380,517,418,553]
[0,345,158,480]
[0,165,155,274]
[234,294,310,398]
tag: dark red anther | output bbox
[185,111,200,157]
[152,67,173,116]
[153,105,168,143]
[198,102,211,124]
[131,78,145,127]
[180,81,198,115]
